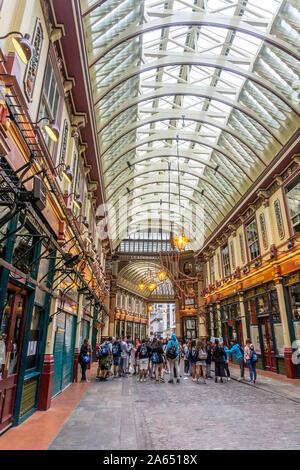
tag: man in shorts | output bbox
[135,338,152,382]
[98,337,112,381]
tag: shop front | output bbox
[220,295,244,350]
[52,309,77,398]
[284,271,300,378]
[134,321,140,341]
[244,282,284,374]
[182,316,198,340]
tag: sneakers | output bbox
[168,379,174,384]
[196,380,199,384]
[227,377,230,381]
[215,377,218,383]
[203,380,207,384]
[177,379,180,384]
[237,377,242,382]
[192,378,197,382]
[160,378,165,383]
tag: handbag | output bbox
[198,350,207,361]
[82,355,90,364]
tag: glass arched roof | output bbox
[81,0,300,252]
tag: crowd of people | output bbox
[78,334,258,385]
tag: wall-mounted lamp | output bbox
[54,162,73,183]
[66,192,82,210]
[0,31,33,64]
[21,117,60,142]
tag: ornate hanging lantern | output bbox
[173,234,189,251]
[138,282,146,290]
[148,282,157,292]
[157,271,166,281]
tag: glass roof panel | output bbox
[81,0,300,253]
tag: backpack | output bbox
[239,345,244,356]
[167,342,177,359]
[101,343,109,357]
[112,344,119,357]
[82,355,90,364]
[139,343,148,357]
[96,348,101,359]
[198,349,207,361]
[152,351,159,363]
[250,348,258,363]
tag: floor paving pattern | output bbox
[48,371,300,450]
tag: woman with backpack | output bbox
[195,340,207,384]
[152,338,165,383]
[183,341,190,375]
[244,339,257,384]
[212,338,227,383]
[166,333,180,384]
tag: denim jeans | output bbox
[247,359,257,380]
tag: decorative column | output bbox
[73,293,83,381]
[216,302,222,338]
[38,296,57,410]
[108,293,116,337]
[275,277,296,378]
[238,292,248,344]
[197,274,207,338]
[175,297,181,339]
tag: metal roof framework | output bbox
[80,0,300,253]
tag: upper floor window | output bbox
[222,244,231,277]
[38,57,61,153]
[246,218,260,261]
[210,256,215,284]
[285,174,300,234]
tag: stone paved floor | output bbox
[48,368,300,451]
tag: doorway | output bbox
[0,288,28,433]
[259,317,276,372]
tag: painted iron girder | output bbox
[97,86,285,143]
[104,154,247,197]
[102,130,267,175]
[100,110,268,160]
[94,57,299,115]
[88,12,300,67]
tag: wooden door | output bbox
[0,289,27,432]
[259,318,276,372]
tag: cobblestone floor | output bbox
[48,370,300,450]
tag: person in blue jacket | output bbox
[166,333,180,384]
[227,339,244,381]
[223,343,231,381]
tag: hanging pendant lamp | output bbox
[172,131,189,251]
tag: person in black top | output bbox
[135,339,152,382]
[79,338,90,382]
[212,338,227,383]
[152,338,165,383]
[205,340,213,379]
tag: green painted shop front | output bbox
[52,312,76,398]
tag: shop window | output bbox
[274,199,285,239]
[221,244,231,277]
[288,283,300,321]
[26,306,43,370]
[246,218,260,261]
[285,174,300,234]
[246,298,257,324]
[0,293,26,376]
[37,57,61,154]
[269,289,281,322]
